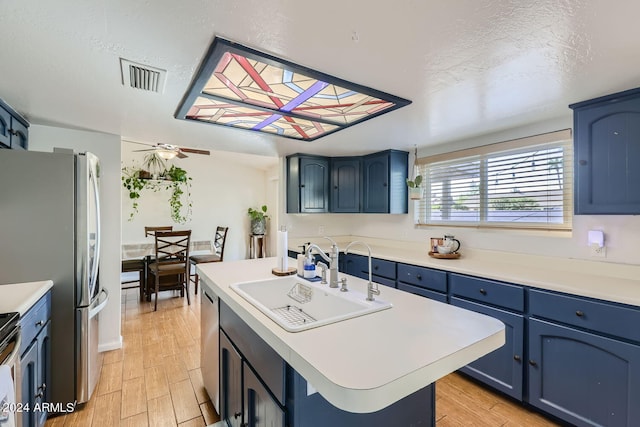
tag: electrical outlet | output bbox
[590,245,606,258]
[318,225,325,235]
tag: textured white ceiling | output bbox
[1,0,639,159]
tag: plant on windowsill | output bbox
[248,205,269,235]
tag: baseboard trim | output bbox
[98,335,123,352]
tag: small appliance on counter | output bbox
[429,235,462,259]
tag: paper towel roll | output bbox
[276,229,288,271]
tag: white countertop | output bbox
[289,236,640,307]
[0,280,53,316]
[198,258,504,413]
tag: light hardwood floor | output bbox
[45,284,558,427]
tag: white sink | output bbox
[230,276,392,332]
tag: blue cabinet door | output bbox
[0,105,10,148]
[35,322,51,427]
[220,331,243,427]
[451,297,523,400]
[528,318,640,426]
[330,157,361,212]
[286,155,330,213]
[10,117,28,150]
[300,157,329,212]
[20,341,38,427]
[363,152,389,213]
[243,362,285,427]
[571,89,640,214]
[363,150,408,213]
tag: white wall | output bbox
[121,143,278,260]
[30,124,123,351]
[282,118,640,266]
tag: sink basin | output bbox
[230,276,392,332]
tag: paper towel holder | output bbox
[273,225,297,276]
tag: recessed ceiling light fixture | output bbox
[175,37,411,141]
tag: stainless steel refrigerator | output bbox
[0,148,108,407]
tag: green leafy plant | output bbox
[121,166,147,220]
[166,165,192,224]
[121,163,192,223]
[406,175,423,188]
[247,205,269,221]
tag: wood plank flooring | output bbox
[45,284,559,427]
[45,286,220,427]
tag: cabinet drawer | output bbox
[449,274,523,312]
[19,292,51,355]
[366,258,396,280]
[220,300,287,405]
[397,264,447,293]
[529,289,640,343]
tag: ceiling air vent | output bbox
[120,58,166,94]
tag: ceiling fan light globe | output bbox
[157,149,177,160]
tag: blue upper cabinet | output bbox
[0,98,29,150]
[287,150,408,214]
[363,150,408,214]
[330,157,361,213]
[287,154,330,213]
[570,87,640,214]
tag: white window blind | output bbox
[415,129,573,230]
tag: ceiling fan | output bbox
[126,140,210,159]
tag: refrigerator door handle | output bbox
[88,154,101,299]
[89,288,109,319]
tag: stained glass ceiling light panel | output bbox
[175,37,412,141]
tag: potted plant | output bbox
[143,152,167,179]
[406,175,423,200]
[248,205,269,235]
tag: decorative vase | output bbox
[251,218,266,235]
[409,187,423,200]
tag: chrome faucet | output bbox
[344,241,380,301]
[306,237,340,288]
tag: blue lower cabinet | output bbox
[528,318,640,427]
[219,331,243,427]
[450,298,523,400]
[19,292,51,427]
[220,300,436,426]
[286,370,434,427]
[243,362,285,427]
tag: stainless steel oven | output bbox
[0,312,21,427]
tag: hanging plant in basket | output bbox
[407,146,424,200]
[406,175,423,200]
[121,161,193,224]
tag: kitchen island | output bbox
[198,257,504,426]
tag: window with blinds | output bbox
[415,129,573,230]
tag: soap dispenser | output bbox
[303,254,316,279]
[297,243,310,277]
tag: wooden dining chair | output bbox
[189,226,229,294]
[146,230,192,311]
[145,225,173,237]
